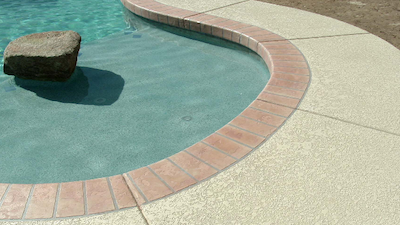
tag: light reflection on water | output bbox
[0,0,126,53]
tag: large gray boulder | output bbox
[3,31,81,82]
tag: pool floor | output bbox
[0,13,269,184]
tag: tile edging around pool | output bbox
[0,0,311,221]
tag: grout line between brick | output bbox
[240,114,280,128]
[215,132,255,149]
[268,81,306,91]
[167,158,199,182]
[21,184,35,219]
[125,173,149,203]
[147,166,175,193]
[0,184,11,208]
[52,183,61,218]
[227,124,267,138]
[210,19,229,35]
[184,150,221,172]
[263,90,302,99]
[266,90,303,99]
[262,90,302,99]
[83,181,88,215]
[139,8,144,17]
[125,173,150,205]
[123,174,150,225]
[200,141,239,160]
[274,77,308,84]
[106,177,119,210]
[257,98,296,109]
[239,114,280,126]
[248,106,288,118]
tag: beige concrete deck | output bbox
[2,0,399,224]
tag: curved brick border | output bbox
[0,0,311,220]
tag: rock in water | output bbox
[3,31,81,82]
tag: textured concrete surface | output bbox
[142,110,400,224]
[0,208,147,225]
[156,0,245,12]
[206,0,368,38]
[293,34,400,134]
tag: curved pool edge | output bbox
[0,0,311,220]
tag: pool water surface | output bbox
[0,0,126,54]
[0,4,270,183]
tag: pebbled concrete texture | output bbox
[141,110,400,224]
[155,0,245,12]
[293,34,400,135]
[0,208,147,225]
[206,0,368,39]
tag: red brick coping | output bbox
[0,0,311,220]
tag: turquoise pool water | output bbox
[0,0,126,60]
[0,2,270,184]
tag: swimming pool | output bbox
[0,0,126,52]
[0,1,270,183]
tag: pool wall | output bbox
[0,0,311,220]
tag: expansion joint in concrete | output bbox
[277,32,370,42]
[297,108,400,137]
[122,174,151,225]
